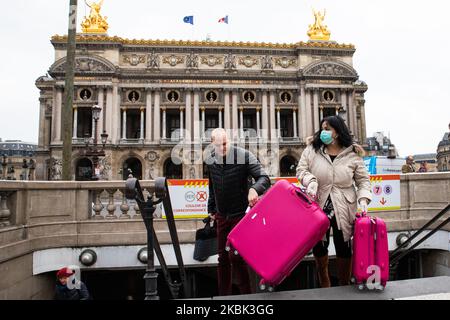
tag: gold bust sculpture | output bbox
[307,9,331,41]
[81,0,109,34]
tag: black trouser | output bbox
[313,214,352,259]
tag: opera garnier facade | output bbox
[35,3,368,181]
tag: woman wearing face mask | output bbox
[296,115,372,287]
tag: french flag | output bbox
[218,15,229,24]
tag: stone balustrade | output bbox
[0,172,449,266]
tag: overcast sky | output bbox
[0,0,449,157]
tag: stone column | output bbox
[145,90,152,142]
[180,107,185,140]
[185,91,192,142]
[105,87,113,143]
[161,106,166,140]
[91,109,96,139]
[201,107,205,140]
[72,106,78,139]
[53,87,62,143]
[269,91,276,141]
[122,108,127,140]
[97,88,105,142]
[320,106,324,121]
[304,88,313,137]
[276,107,281,139]
[111,83,119,144]
[218,107,223,129]
[38,98,46,147]
[256,106,261,138]
[224,90,230,130]
[140,107,145,141]
[262,91,269,140]
[348,90,356,139]
[239,107,244,139]
[153,90,161,142]
[232,90,238,141]
[293,107,298,138]
[360,100,367,143]
[313,89,320,133]
[340,89,348,124]
[298,82,308,141]
[193,91,200,142]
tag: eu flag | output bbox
[183,16,194,25]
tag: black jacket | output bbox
[207,146,271,218]
[54,281,90,300]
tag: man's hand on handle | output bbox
[248,188,259,207]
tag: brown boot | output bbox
[314,255,331,288]
[336,257,352,286]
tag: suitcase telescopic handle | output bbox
[294,189,314,205]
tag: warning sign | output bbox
[162,180,209,219]
[275,175,401,212]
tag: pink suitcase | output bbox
[352,213,389,290]
[226,179,330,290]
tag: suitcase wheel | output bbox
[233,250,239,256]
[225,246,231,252]
[267,286,274,292]
[350,277,356,284]
[259,280,266,291]
[358,284,365,291]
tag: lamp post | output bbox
[83,105,108,181]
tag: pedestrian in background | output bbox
[402,156,416,173]
[54,267,90,300]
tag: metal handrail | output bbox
[390,203,450,266]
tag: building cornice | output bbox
[51,34,355,52]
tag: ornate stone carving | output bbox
[146,151,160,162]
[201,55,223,67]
[98,154,111,180]
[162,55,184,67]
[51,56,115,74]
[275,57,297,69]
[186,52,199,69]
[224,53,237,72]
[239,56,258,68]
[306,62,354,77]
[261,55,273,71]
[123,54,146,66]
[147,51,160,70]
[50,158,62,181]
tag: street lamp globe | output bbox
[101,130,108,146]
[92,105,101,121]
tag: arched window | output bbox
[123,157,142,180]
[76,158,93,181]
[164,158,183,179]
[280,155,298,177]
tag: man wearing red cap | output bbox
[54,267,90,300]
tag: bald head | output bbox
[211,128,230,157]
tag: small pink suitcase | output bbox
[226,179,330,290]
[352,213,389,290]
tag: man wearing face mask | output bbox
[296,116,372,288]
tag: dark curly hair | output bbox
[312,115,354,152]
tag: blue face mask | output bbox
[320,130,334,145]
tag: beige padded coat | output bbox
[296,143,372,242]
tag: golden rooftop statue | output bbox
[307,9,331,41]
[81,0,109,34]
